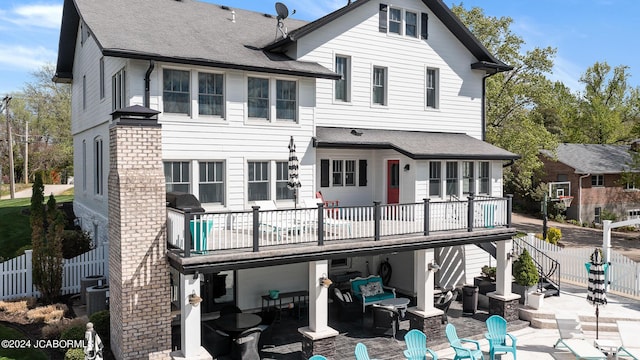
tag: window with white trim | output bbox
[594,207,602,224]
[321,159,366,188]
[335,55,350,102]
[276,161,294,200]
[345,160,356,186]
[112,67,126,111]
[379,4,428,39]
[372,66,387,105]
[389,8,402,34]
[94,137,103,196]
[248,161,269,201]
[463,161,474,195]
[164,161,190,193]
[625,180,637,190]
[479,162,490,195]
[406,11,417,37]
[163,69,190,115]
[429,161,441,197]
[276,79,296,121]
[446,161,458,197]
[332,160,344,186]
[248,77,269,119]
[591,174,604,187]
[198,73,224,116]
[426,68,438,109]
[199,161,224,204]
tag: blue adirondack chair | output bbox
[445,324,485,360]
[308,355,327,360]
[403,329,438,360]
[484,315,517,360]
[355,343,372,360]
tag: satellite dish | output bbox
[275,2,289,20]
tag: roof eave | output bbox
[471,61,513,74]
[54,0,80,84]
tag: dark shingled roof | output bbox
[315,127,520,160]
[55,0,338,82]
[540,143,636,174]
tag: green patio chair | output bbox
[445,324,484,360]
[403,329,438,360]
[485,315,517,360]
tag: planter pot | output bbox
[512,283,536,304]
[528,292,544,309]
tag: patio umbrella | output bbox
[586,248,607,339]
[287,136,301,208]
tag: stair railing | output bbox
[513,237,561,296]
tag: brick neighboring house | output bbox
[540,143,640,224]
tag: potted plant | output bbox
[528,290,544,309]
[512,249,539,305]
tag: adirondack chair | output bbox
[308,355,327,360]
[445,324,484,360]
[403,329,438,360]
[355,343,373,360]
[484,315,517,360]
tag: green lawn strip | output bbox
[0,195,74,260]
[0,323,47,360]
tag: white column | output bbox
[415,249,435,311]
[298,260,338,342]
[175,273,212,360]
[495,239,513,296]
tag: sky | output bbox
[0,0,639,96]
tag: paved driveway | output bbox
[512,213,640,261]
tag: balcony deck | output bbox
[167,196,516,272]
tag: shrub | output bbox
[62,229,93,259]
[15,245,32,256]
[546,227,562,245]
[602,209,618,222]
[26,304,68,324]
[481,265,496,279]
[513,249,539,287]
[89,310,110,343]
[60,325,85,341]
[42,317,87,340]
[0,300,28,314]
[64,347,85,360]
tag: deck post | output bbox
[506,194,513,227]
[423,198,430,236]
[467,193,475,232]
[317,203,324,246]
[374,201,381,241]
[183,209,192,257]
[252,206,260,252]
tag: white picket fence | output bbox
[0,244,108,301]
[515,234,640,297]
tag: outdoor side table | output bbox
[378,297,410,318]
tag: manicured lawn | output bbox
[0,195,74,261]
[0,324,47,360]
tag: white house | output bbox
[55,0,521,358]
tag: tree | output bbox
[30,172,64,304]
[450,5,559,200]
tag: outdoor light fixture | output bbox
[404,164,410,171]
[188,291,203,306]
[319,274,333,288]
[428,261,440,272]
[507,248,518,260]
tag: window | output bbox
[163,69,190,115]
[463,162,474,195]
[276,162,294,200]
[626,180,637,190]
[276,80,296,121]
[99,58,105,99]
[345,160,356,186]
[479,162,490,195]
[112,67,126,111]
[82,140,87,192]
[389,8,402,34]
[446,161,458,197]
[591,174,604,187]
[199,161,224,204]
[248,77,269,119]
[82,75,86,111]
[429,162,441,197]
[164,161,190,193]
[426,68,438,108]
[628,209,640,218]
[332,160,343,186]
[372,67,387,105]
[248,161,269,201]
[406,11,417,37]
[198,73,224,116]
[594,207,602,224]
[94,137,103,196]
[335,56,350,102]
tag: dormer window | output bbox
[379,4,428,39]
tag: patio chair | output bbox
[333,287,361,322]
[202,322,232,358]
[301,198,352,236]
[554,317,606,360]
[434,289,456,324]
[404,329,438,360]
[371,304,400,338]
[355,342,376,360]
[229,327,262,360]
[485,315,517,360]
[309,355,328,360]
[255,200,302,238]
[445,323,484,360]
[616,320,640,360]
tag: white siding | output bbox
[236,263,307,310]
[463,244,494,284]
[295,0,484,138]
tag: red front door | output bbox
[387,160,399,204]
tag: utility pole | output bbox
[2,96,15,199]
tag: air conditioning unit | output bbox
[80,275,106,305]
[86,285,109,316]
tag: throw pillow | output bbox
[359,284,376,297]
[344,292,353,302]
[334,288,344,302]
[369,281,384,295]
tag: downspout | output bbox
[578,173,591,224]
[144,60,155,108]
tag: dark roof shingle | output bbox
[540,143,635,174]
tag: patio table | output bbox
[378,297,410,318]
[212,313,262,337]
